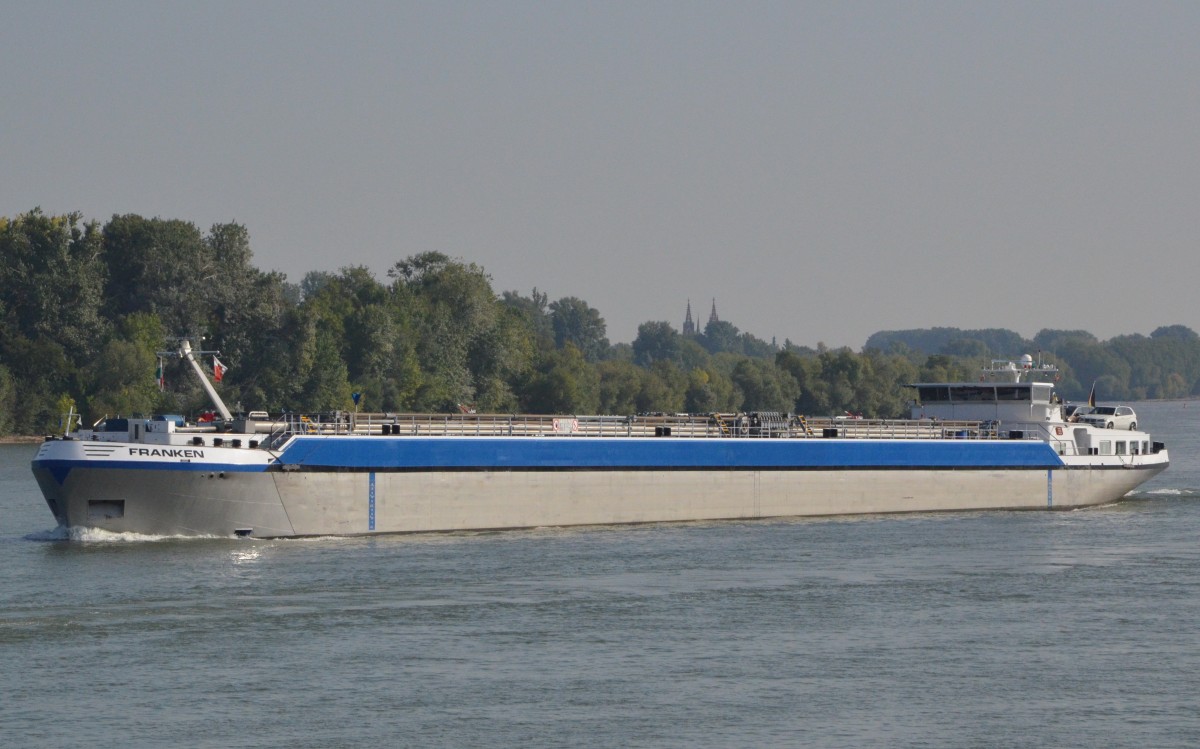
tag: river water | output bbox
[2,401,1199,748]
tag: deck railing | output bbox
[259,412,1032,447]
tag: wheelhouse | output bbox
[911,358,1062,422]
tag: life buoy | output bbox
[1054,426,1063,436]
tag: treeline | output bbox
[866,326,1200,402]
[1,209,1196,435]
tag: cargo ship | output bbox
[32,343,1169,538]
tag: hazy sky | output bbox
[4,2,1198,348]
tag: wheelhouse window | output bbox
[916,384,1032,404]
[917,386,949,403]
[950,386,995,402]
[995,386,1030,401]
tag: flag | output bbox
[1087,381,1096,408]
[213,356,228,383]
[155,359,165,391]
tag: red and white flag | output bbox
[213,356,228,383]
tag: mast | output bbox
[178,339,233,421]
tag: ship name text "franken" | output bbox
[128,448,206,459]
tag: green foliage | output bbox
[684,367,738,413]
[700,320,742,355]
[389,253,503,410]
[0,209,108,358]
[731,358,798,412]
[549,296,609,362]
[0,364,14,435]
[1,208,1198,433]
[866,327,1028,359]
[632,321,680,366]
[638,361,686,413]
[596,360,643,414]
[102,215,209,332]
[695,320,777,359]
[1033,329,1097,350]
[1151,325,1198,342]
[522,344,599,413]
[86,314,168,419]
[500,288,554,351]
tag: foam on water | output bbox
[1142,487,1200,496]
[23,525,230,543]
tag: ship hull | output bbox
[273,464,1164,536]
[32,435,1168,537]
[33,464,295,537]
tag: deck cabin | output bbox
[910,356,1064,424]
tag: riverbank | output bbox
[0,435,44,444]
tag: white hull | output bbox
[278,466,1161,535]
[34,449,1166,538]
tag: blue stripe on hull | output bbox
[277,437,1064,471]
[32,459,270,480]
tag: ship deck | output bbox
[259,412,994,445]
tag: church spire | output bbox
[682,299,696,336]
[708,298,719,326]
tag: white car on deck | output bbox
[1078,405,1137,430]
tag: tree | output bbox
[0,336,77,433]
[0,364,14,435]
[699,320,742,355]
[1056,338,1132,400]
[500,288,553,351]
[467,305,536,412]
[1150,325,1198,342]
[201,222,291,376]
[632,321,680,366]
[942,338,990,359]
[730,359,798,412]
[0,209,108,357]
[521,344,599,413]
[597,360,644,414]
[299,326,353,410]
[101,215,211,333]
[390,253,501,410]
[1033,329,1097,351]
[636,361,686,414]
[85,313,168,421]
[776,350,825,414]
[684,367,738,413]
[549,296,610,362]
